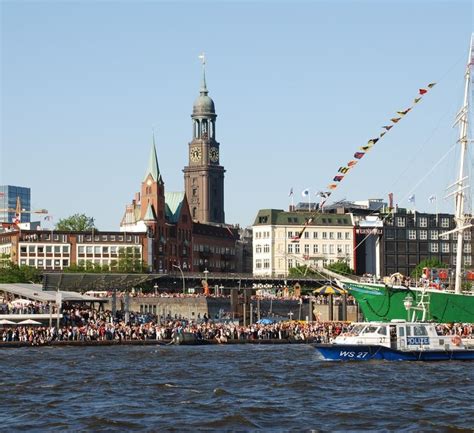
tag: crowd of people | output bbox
[0,304,353,346]
[1,303,473,346]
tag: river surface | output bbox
[1,344,472,432]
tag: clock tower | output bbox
[183,56,225,224]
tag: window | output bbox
[430,230,438,240]
[20,246,27,254]
[419,230,427,240]
[430,243,439,253]
[322,232,327,239]
[396,217,405,227]
[464,244,471,253]
[464,256,472,266]
[304,232,309,239]
[287,244,293,254]
[37,246,44,254]
[312,232,318,239]
[304,244,310,254]
[94,246,101,254]
[86,246,93,254]
[329,245,335,255]
[419,217,428,228]
[287,259,293,269]
[28,259,35,266]
[313,244,319,254]
[322,245,328,254]
[337,232,342,240]
[329,232,334,240]
[78,246,85,254]
[441,243,450,253]
[62,245,69,254]
[464,231,472,240]
[345,232,351,240]
[288,231,293,239]
[263,244,270,253]
[28,245,35,254]
[408,230,416,240]
[256,245,262,253]
[54,246,61,254]
[263,259,270,269]
[345,245,351,254]
[441,218,450,228]
[295,244,300,254]
[46,245,52,253]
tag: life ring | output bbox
[451,335,462,346]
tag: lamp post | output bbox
[172,264,186,295]
[403,295,413,321]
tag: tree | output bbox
[411,258,447,280]
[288,265,318,277]
[0,262,41,284]
[55,213,96,231]
[326,260,355,276]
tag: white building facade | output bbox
[252,209,355,277]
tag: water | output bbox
[1,345,472,432]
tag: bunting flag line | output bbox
[315,81,436,215]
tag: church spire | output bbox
[198,52,208,95]
[143,133,162,183]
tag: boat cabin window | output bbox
[377,327,387,335]
[349,325,365,336]
[362,326,379,334]
[412,325,428,336]
[398,327,405,337]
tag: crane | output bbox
[0,196,48,224]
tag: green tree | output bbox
[0,262,41,283]
[326,260,355,276]
[55,213,96,231]
[411,258,447,280]
[288,265,318,277]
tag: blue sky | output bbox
[1,1,473,230]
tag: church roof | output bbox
[193,69,215,115]
[143,202,156,221]
[143,135,162,183]
[165,192,185,223]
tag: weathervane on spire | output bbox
[198,52,206,66]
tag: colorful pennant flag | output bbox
[333,175,344,182]
[360,145,372,152]
[354,152,365,159]
[397,108,411,116]
[367,138,379,145]
[382,125,393,131]
[414,97,422,103]
[328,184,337,190]
[338,167,349,174]
[419,88,428,95]
[380,132,386,137]
[427,83,436,88]
[391,117,401,123]
[347,160,358,167]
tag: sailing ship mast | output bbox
[451,35,474,294]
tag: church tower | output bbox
[183,55,225,224]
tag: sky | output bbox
[1,0,473,230]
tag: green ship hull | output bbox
[344,283,474,323]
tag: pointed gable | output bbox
[143,202,156,221]
[165,192,185,223]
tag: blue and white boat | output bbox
[314,321,474,361]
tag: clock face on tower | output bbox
[209,147,219,163]
[190,146,202,162]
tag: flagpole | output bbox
[308,189,311,212]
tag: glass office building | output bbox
[0,185,31,223]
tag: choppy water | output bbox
[1,345,473,432]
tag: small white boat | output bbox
[314,320,474,361]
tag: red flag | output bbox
[419,88,428,95]
[354,152,365,159]
[347,160,358,167]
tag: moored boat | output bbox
[314,320,474,361]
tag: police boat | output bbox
[314,320,474,361]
